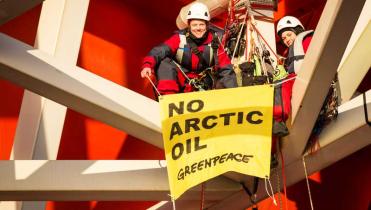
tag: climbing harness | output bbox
[173,60,216,91]
[177,30,221,69]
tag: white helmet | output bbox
[186,2,210,21]
[276,16,304,35]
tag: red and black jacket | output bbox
[142,29,237,89]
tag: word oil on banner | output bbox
[159,85,274,199]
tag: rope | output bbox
[200,182,205,210]
[145,75,162,97]
[279,140,289,210]
[264,176,277,206]
[169,194,176,210]
[172,60,192,81]
[172,60,210,91]
[251,23,281,61]
[245,20,249,60]
[248,12,269,76]
[271,75,297,87]
[275,139,283,210]
[230,0,235,23]
[302,156,314,210]
[251,8,274,20]
[275,167,283,210]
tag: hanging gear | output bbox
[173,60,216,91]
[276,16,304,35]
[189,67,217,91]
[273,64,288,82]
[239,55,272,86]
[306,76,339,153]
[223,0,293,137]
[226,23,247,58]
[186,2,210,22]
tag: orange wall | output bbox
[0,1,370,210]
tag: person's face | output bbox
[189,19,207,38]
[281,30,297,47]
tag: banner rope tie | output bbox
[168,194,176,210]
[265,176,277,206]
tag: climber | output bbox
[271,16,314,137]
[277,15,313,73]
[278,16,339,150]
[141,2,237,95]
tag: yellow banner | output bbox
[159,85,273,199]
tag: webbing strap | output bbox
[241,177,259,204]
[186,32,220,71]
[211,32,219,68]
[363,93,371,126]
[285,55,305,65]
[186,36,208,71]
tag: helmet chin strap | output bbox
[187,28,209,45]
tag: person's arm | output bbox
[141,33,180,78]
[215,45,237,88]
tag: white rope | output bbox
[172,60,209,92]
[145,75,161,97]
[272,75,297,87]
[302,156,314,210]
[249,12,269,77]
[271,71,308,88]
[172,60,192,81]
[169,194,176,210]
[264,176,277,206]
